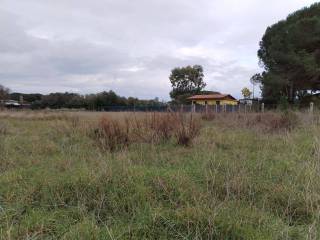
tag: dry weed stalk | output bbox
[91,112,201,151]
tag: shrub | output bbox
[131,113,175,143]
[90,113,202,151]
[131,112,201,146]
[92,117,130,151]
[90,113,201,151]
[174,114,201,146]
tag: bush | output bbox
[91,113,202,151]
[174,114,201,146]
[92,117,130,151]
[131,113,176,143]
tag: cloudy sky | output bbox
[0,0,318,100]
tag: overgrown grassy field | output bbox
[0,110,320,239]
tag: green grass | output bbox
[0,111,320,239]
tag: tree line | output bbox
[0,85,164,110]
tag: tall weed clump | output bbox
[131,113,176,143]
[269,111,299,131]
[249,111,299,132]
[202,111,300,133]
[92,117,130,151]
[90,113,202,151]
[174,114,201,146]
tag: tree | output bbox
[10,93,42,103]
[241,87,252,99]
[0,85,10,109]
[258,3,320,103]
[169,65,206,103]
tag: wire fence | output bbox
[99,103,317,113]
[2,102,318,113]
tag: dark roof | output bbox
[188,94,237,101]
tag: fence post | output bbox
[261,103,265,113]
[180,104,184,112]
[205,104,208,114]
[310,102,314,114]
[244,105,247,114]
[215,104,218,113]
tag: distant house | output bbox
[3,100,21,109]
[188,93,238,105]
[239,98,261,105]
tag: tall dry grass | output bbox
[90,112,202,151]
[1,110,320,239]
[201,111,302,133]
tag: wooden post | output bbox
[215,104,218,113]
[205,104,208,115]
[310,102,314,114]
[244,105,247,114]
[180,104,184,113]
[261,103,265,113]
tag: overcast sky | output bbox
[0,0,318,99]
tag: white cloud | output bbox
[0,0,317,99]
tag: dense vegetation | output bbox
[9,91,165,110]
[0,110,319,239]
[258,3,320,103]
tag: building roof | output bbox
[188,94,237,101]
[4,100,21,106]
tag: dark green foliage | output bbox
[8,90,165,110]
[258,3,320,102]
[10,92,42,103]
[169,65,206,104]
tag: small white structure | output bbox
[4,100,21,108]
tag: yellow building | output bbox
[188,94,238,105]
